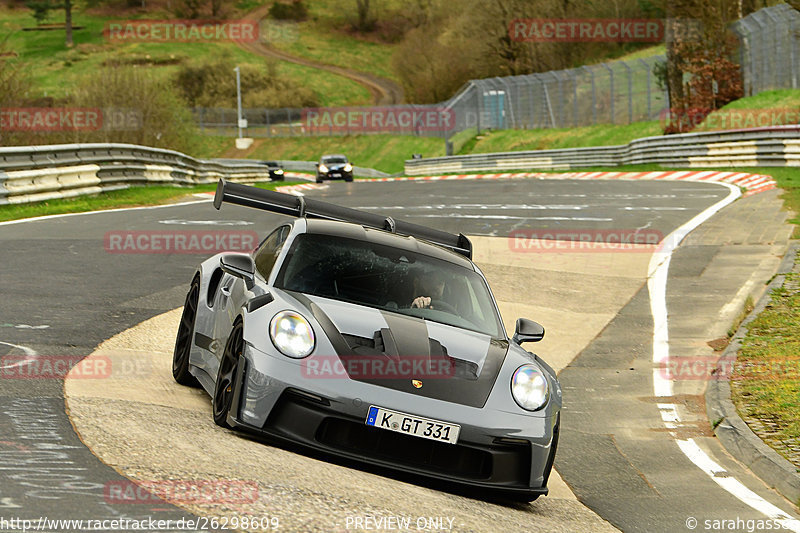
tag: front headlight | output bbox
[274,168,284,175]
[343,163,352,172]
[511,364,549,411]
[318,164,328,173]
[269,310,315,358]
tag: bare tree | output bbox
[355,0,371,30]
[65,0,73,47]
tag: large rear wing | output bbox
[213,179,473,259]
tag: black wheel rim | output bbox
[173,281,199,376]
[214,325,242,421]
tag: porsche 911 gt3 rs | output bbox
[172,179,561,501]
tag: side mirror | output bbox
[512,318,544,344]
[220,253,256,290]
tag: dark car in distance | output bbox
[261,161,285,181]
[316,154,353,183]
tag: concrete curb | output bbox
[706,241,800,507]
[275,170,777,198]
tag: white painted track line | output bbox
[647,182,800,531]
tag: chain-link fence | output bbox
[733,3,800,96]
[441,55,667,133]
[193,53,668,139]
[195,4,800,140]
[192,105,455,139]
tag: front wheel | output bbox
[213,320,243,428]
[172,277,201,387]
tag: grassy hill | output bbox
[265,0,404,83]
[0,4,370,105]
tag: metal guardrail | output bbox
[4,127,796,205]
[0,143,276,205]
[404,126,800,175]
[0,144,396,205]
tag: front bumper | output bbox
[226,344,559,500]
[317,170,353,180]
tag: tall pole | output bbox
[234,66,243,139]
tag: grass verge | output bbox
[467,122,663,153]
[243,134,446,174]
[0,181,301,223]
[730,265,800,470]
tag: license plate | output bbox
[331,173,341,177]
[365,406,460,444]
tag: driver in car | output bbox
[410,271,447,310]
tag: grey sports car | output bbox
[172,179,562,501]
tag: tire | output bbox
[172,277,201,387]
[344,176,353,182]
[213,320,243,428]
[316,176,324,183]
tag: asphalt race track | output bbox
[1,177,798,532]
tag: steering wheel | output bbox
[429,299,458,314]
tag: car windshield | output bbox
[274,233,504,338]
[323,157,347,164]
